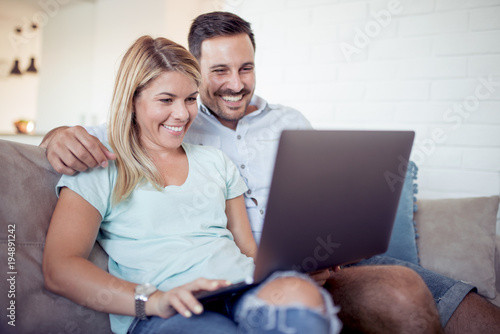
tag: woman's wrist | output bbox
[144,290,160,317]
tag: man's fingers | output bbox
[104,147,117,161]
[50,157,79,175]
[45,126,95,174]
[73,134,110,169]
[68,144,99,169]
[46,141,89,174]
[310,269,330,280]
[44,125,114,175]
[94,141,116,168]
[308,269,332,286]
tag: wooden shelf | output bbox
[0,133,45,145]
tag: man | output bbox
[41,11,500,334]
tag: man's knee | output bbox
[257,277,324,308]
[326,265,443,333]
[384,267,441,330]
[358,266,436,315]
[386,266,434,305]
[328,265,432,303]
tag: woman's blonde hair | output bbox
[108,35,201,205]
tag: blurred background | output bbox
[1,0,499,228]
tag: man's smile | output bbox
[221,94,244,102]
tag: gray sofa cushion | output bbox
[0,139,111,333]
[415,196,500,300]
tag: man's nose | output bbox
[226,71,244,92]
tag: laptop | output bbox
[196,129,415,302]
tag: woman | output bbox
[43,35,341,334]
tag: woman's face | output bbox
[134,71,199,153]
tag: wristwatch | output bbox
[134,283,157,320]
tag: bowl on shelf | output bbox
[14,120,35,134]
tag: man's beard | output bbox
[206,88,252,122]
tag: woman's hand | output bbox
[147,278,232,319]
[309,266,341,286]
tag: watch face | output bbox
[136,283,156,296]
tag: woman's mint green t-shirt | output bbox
[56,143,255,334]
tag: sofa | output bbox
[1,139,499,334]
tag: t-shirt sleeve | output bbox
[83,123,108,142]
[56,162,115,219]
[220,151,248,200]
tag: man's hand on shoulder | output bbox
[40,126,116,176]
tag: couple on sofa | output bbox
[41,11,500,334]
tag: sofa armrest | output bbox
[0,140,111,333]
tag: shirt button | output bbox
[237,135,242,140]
[247,190,252,195]
[241,164,245,169]
[259,209,264,215]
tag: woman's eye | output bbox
[186,97,197,103]
[160,99,172,103]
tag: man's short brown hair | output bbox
[188,11,256,61]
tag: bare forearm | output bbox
[44,256,136,316]
[44,257,236,320]
[226,196,258,259]
[239,237,257,259]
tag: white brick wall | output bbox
[229,0,500,231]
[470,5,500,30]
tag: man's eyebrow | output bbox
[209,64,229,70]
[209,62,255,70]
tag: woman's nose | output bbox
[172,102,190,121]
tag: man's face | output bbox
[198,33,256,129]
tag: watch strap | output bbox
[135,298,148,321]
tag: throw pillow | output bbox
[381,161,419,265]
[415,196,499,299]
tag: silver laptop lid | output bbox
[253,130,415,283]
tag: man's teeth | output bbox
[221,95,243,102]
[162,124,184,132]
